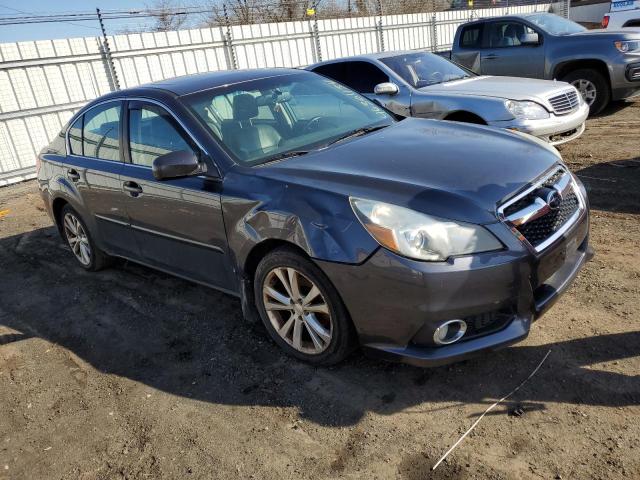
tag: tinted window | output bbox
[82,103,121,161]
[488,22,536,48]
[460,25,483,48]
[129,105,194,167]
[313,61,389,94]
[68,116,83,155]
[312,63,349,84]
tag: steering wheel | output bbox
[303,116,323,133]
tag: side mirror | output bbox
[520,32,540,46]
[374,82,400,95]
[152,150,203,180]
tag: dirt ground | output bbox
[1,99,639,480]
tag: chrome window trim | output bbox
[65,96,221,177]
[497,165,585,253]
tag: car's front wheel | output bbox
[254,247,356,365]
[562,69,610,115]
[61,205,110,271]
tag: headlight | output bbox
[350,198,502,261]
[614,40,640,53]
[505,100,549,120]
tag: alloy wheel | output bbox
[63,212,92,266]
[571,78,597,106]
[262,267,333,355]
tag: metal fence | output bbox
[0,2,553,186]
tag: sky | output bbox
[0,0,174,43]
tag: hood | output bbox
[421,75,575,103]
[565,29,640,40]
[260,118,561,224]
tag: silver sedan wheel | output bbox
[63,212,92,266]
[262,267,333,355]
[571,78,597,106]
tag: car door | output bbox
[64,100,133,256]
[119,99,233,289]
[480,21,545,78]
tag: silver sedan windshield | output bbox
[381,53,473,88]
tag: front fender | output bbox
[221,172,378,273]
[411,92,512,122]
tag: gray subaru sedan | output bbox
[37,68,592,367]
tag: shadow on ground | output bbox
[1,226,639,427]
[575,159,640,214]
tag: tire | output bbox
[561,69,610,116]
[254,247,356,366]
[60,205,110,271]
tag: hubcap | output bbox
[571,79,597,106]
[63,213,92,266]
[262,267,333,355]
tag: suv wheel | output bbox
[61,205,110,271]
[562,69,610,115]
[254,247,356,365]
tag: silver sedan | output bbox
[308,51,589,145]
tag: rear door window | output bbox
[312,61,390,94]
[82,103,122,161]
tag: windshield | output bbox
[181,72,393,165]
[380,52,473,88]
[525,13,586,35]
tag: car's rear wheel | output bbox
[254,247,356,365]
[61,205,109,271]
[562,69,610,115]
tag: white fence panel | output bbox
[0,3,551,186]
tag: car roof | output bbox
[118,67,305,97]
[310,50,439,66]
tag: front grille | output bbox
[626,63,640,82]
[518,190,579,247]
[548,89,580,114]
[499,167,583,252]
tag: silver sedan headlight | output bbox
[505,100,550,120]
[350,198,502,261]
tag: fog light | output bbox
[433,320,467,345]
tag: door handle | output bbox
[67,169,80,182]
[123,181,143,196]
[483,54,498,60]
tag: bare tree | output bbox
[148,0,189,31]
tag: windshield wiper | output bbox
[260,150,310,164]
[324,124,389,148]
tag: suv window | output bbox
[82,103,121,161]
[460,24,483,48]
[128,104,195,167]
[313,61,389,94]
[488,22,536,48]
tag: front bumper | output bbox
[316,206,591,368]
[610,53,640,100]
[488,102,589,146]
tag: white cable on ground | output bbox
[432,349,552,471]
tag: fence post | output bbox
[376,0,385,52]
[96,8,120,91]
[311,3,323,62]
[430,0,438,52]
[565,0,571,19]
[222,3,238,70]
